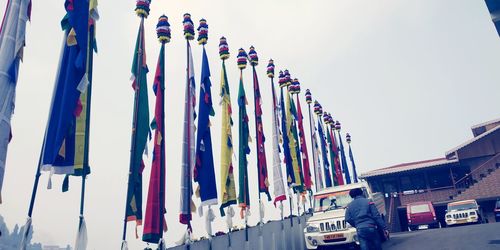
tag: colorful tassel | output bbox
[197,18,208,45]
[183,13,195,40]
[314,101,323,116]
[305,89,312,104]
[219,37,230,60]
[346,133,351,143]
[156,15,171,44]
[267,59,275,78]
[135,0,151,18]
[278,70,286,88]
[248,46,258,66]
[237,48,248,69]
[284,69,291,86]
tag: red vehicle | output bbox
[406,201,440,231]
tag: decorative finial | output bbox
[305,89,312,104]
[323,112,330,124]
[135,0,151,18]
[278,70,286,88]
[284,70,291,86]
[156,15,171,44]
[219,37,229,60]
[267,59,275,78]
[314,101,323,116]
[197,18,208,45]
[248,46,258,66]
[346,133,351,143]
[183,13,195,40]
[335,120,341,130]
[289,78,299,94]
[237,48,248,69]
[328,113,334,125]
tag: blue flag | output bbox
[485,0,500,36]
[40,0,89,175]
[317,119,332,187]
[194,46,218,206]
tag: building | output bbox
[360,118,500,231]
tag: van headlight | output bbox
[446,215,452,219]
[469,211,476,216]
[306,224,320,233]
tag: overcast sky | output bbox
[0,0,499,249]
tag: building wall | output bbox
[399,188,455,206]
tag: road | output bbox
[383,222,500,250]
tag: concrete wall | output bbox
[168,216,308,250]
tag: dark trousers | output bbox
[357,227,382,250]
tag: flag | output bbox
[278,72,295,188]
[327,117,344,186]
[295,94,312,191]
[194,46,218,207]
[485,0,500,36]
[39,0,89,177]
[288,95,304,192]
[219,55,237,216]
[325,120,340,186]
[237,67,251,212]
[317,118,332,187]
[0,0,31,203]
[268,63,286,205]
[310,116,324,191]
[249,51,271,201]
[125,18,150,226]
[348,144,358,183]
[338,130,351,184]
[143,39,167,243]
[179,41,196,225]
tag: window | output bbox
[410,204,430,213]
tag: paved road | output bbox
[383,222,500,250]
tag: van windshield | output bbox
[448,202,477,211]
[410,204,430,213]
[313,188,367,212]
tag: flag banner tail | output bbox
[143,42,166,243]
[121,241,128,250]
[0,0,31,201]
[194,46,218,207]
[271,81,286,205]
[318,119,332,187]
[19,217,32,250]
[286,93,302,192]
[125,18,149,229]
[338,132,351,184]
[485,0,500,36]
[237,68,251,209]
[219,59,237,216]
[251,62,271,201]
[75,216,88,250]
[40,0,90,175]
[349,145,358,183]
[326,127,339,186]
[296,96,312,191]
[205,206,215,237]
[280,88,294,188]
[225,206,235,230]
[180,40,196,225]
[330,127,344,186]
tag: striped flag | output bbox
[0,0,31,203]
[278,72,295,188]
[179,41,196,225]
[288,95,304,192]
[325,117,341,186]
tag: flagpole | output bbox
[305,90,318,193]
[346,133,358,183]
[335,121,351,184]
[122,13,145,246]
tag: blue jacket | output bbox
[345,196,387,230]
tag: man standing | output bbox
[345,188,388,250]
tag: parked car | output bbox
[406,201,439,231]
[495,199,500,222]
[445,199,482,226]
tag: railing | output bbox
[454,153,500,192]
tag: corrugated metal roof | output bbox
[360,158,459,178]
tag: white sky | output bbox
[0,0,499,249]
